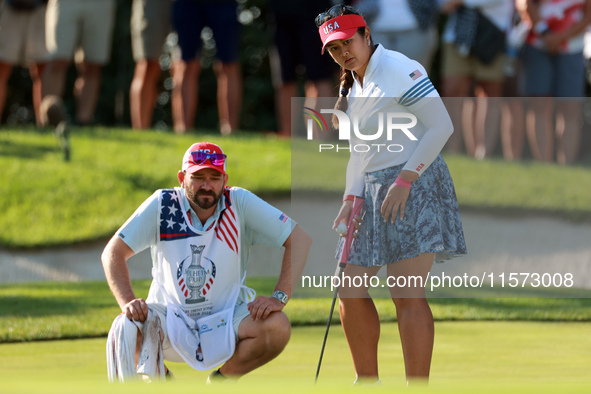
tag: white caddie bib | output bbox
[154,187,252,370]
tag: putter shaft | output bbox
[314,263,345,382]
[314,197,365,383]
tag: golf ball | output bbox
[336,223,348,235]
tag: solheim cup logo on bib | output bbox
[178,245,217,304]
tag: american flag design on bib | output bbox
[159,189,200,241]
[215,189,239,254]
[156,187,242,321]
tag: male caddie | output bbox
[102,141,311,382]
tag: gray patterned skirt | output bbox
[337,155,467,266]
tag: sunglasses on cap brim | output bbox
[315,4,359,26]
[190,151,227,166]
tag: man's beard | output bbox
[186,187,223,210]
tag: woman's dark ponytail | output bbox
[333,68,354,129]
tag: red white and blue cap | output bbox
[318,14,367,54]
[182,142,227,175]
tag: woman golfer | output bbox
[316,4,467,385]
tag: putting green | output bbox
[0,322,589,393]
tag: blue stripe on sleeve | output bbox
[404,85,436,107]
[399,78,431,104]
[403,83,434,105]
[399,79,435,106]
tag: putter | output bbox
[315,196,365,383]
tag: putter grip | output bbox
[339,197,365,264]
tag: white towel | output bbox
[137,311,165,381]
[106,309,166,383]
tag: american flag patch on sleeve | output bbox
[409,69,423,81]
[279,213,288,223]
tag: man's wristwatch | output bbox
[272,290,289,305]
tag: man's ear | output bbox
[177,170,185,186]
[223,174,228,188]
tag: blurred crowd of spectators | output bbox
[1,0,591,163]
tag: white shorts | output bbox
[149,300,250,363]
[130,0,171,61]
[45,0,116,64]
[0,2,49,65]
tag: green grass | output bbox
[447,155,591,217]
[0,127,290,249]
[1,279,590,343]
[2,128,590,392]
[292,138,591,219]
[1,128,591,248]
[0,322,589,393]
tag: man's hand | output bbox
[247,296,284,320]
[123,298,149,322]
